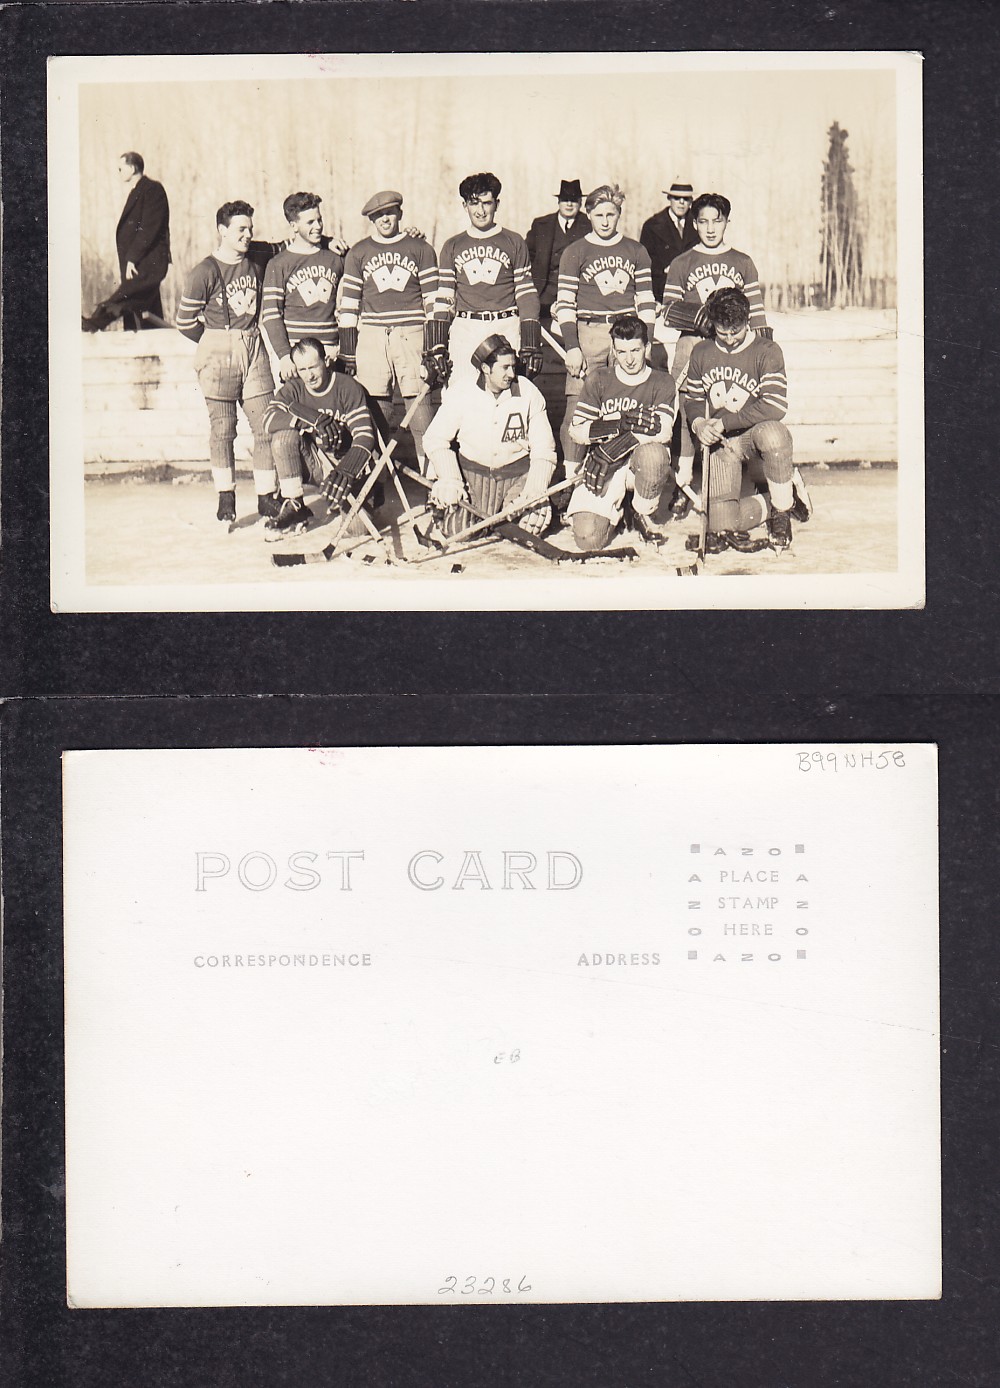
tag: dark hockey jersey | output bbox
[569,364,677,442]
[339,233,438,329]
[662,245,768,330]
[435,227,539,321]
[263,371,374,452]
[261,246,344,357]
[176,255,265,340]
[682,331,788,435]
[554,233,657,350]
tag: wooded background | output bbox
[78,66,898,322]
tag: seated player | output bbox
[683,287,808,553]
[565,313,676,552]
[422,334,555,536]
[261,336,376,540]
[661,192,769,512]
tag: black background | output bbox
[2,2,998,1384]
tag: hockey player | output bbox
[682,287,803,553]
[338,189,438,470]
[261,192,345,380]
[661,192,770,506]
[422,333,556,536]
[261,336,376,540]
[431,173,542,390]
[564,313,676,552]
[175,200,279,526]
[552,184,658,467]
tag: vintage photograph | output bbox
[50,52,923,611]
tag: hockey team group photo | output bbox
[53,53,922,608]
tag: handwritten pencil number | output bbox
[438,1276,457,1295]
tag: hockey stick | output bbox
[407,474,579,563]
[270,500,433,566]
[323,385,430,556]
[399,466,637,564]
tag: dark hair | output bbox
[120,151,144,175]
[609,312,648,346]
[216,200,254,228]
[692,192,731,222]
[459,172,501,203]
[474,334,516,371]
[703,287,750,330]
[283,191,322,223]
[290,336,332,362]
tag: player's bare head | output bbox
[704,287,750,331]
[460,173,501,229]
[609,313,648,373]
[118,151,143,180]
[692,193,730,247]
[216,201,254,252]
[283,192,324,244]
[291,337,334,389]
[585,184,625,237]
[609,313,648,347]
[704,287,751,347]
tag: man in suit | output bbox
[525,179,591,443]
[526,178,591,320]
[639,179,697,305]
[82,152,171,332]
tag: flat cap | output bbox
[362,189,403,218]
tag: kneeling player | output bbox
[262,337,376,540]
[565,314,676,551]
[422,334,555,536]
[683,287,807,553]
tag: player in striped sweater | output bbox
[261,192,345,381]
[338,190,438,470]
[682,287,805,553]
[433,172,542,389]
[661,193,769,510]
[564,313,676,552]
[176,199,279,526]
[262,337,376,540]
[552,184,657,467]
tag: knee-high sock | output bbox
[243,395,278,496]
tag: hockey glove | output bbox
[517,320,543,379]
[664,301,712,336]
[587,416,626,444]
[421,320,452,389]
[755,326,774,341]
[314,411,346,456]
[321,445,369,509]
[622,406,660,436]
[339,325,359,377]
[583,432,638,494]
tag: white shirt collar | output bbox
[615,363,651,386]
[586,230,623,247]
[372,231,406,244]
[467,224,502,240]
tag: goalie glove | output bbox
[421,319,452,389]
[517,319,543,379]
[321,445,370,508]
[583,432,638,495]
[339,325,358,377]
[663,300,712,336]
[621,405,660,436]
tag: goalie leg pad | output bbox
[749,420,794,512]
[459,453,530,519]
